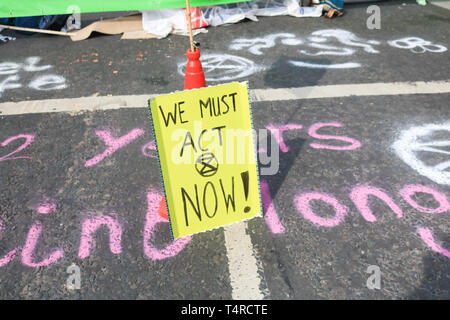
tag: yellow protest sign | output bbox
[148,82,262,239]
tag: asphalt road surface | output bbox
[0,0,449,300]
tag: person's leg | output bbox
[0,18,13,25]
[14,16,43,34]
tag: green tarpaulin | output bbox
[0,0,249,18]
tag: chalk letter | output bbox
[266,124,303,153]
[21,221,64,268]
[399,185,450,214]
[0,75,21,97]
[0,62,21,75]
[141,140,157,159]
[28,75,66,91]
[350,185,403,222]
[85,128,145,167]
[78,215,122,259]
[417,227,450,258]
[0,221,19,267]
[261,180,285,234]
[0,134,34,162]
[294,192,348,227]
[22,57,52,72]
[308,122,362,150]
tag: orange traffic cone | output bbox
[184,48,206,90]
[158,195,169,221]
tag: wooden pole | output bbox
[185,0,195,52]
[0,24,72,36]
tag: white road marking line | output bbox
[250,80,450,101]
[430,1,450,10]
[223,221,265,300]
[1,80,449,116]
[0,95,146,116]
[289,60,361,69]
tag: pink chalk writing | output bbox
[143,190,192,260]
[350,185,403,222]
[260,180,285,234]
[399,185,450,214]
[308,122,362,150]
[0,120,448,272]
[0,134,35,162]
[266,124,303,153]
[0,221,19,267]
[78,215,123,259]
[294,191,348,227]
[417,227,450,258]
[141,140,157,159]
[36,197,57,215]
[0,248,19,267]
[85,128,145,167]
[1,190,195,268]
[21,221,64,267]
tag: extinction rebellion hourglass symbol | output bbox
[195,152,219,177]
